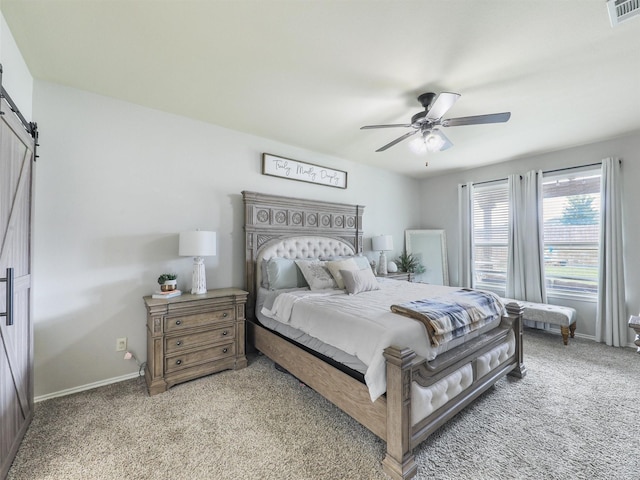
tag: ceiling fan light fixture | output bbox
[424,130,446,152]
[409,134,428,154]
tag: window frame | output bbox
[542,168,601,301]
[471,180,509,296]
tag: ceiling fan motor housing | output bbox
[417,92,437,109]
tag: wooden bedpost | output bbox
[505,302,527,379]
[382,346,418,480]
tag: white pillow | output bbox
[326,258,360,289]
[340,268,380,295]
[295,260,338,290]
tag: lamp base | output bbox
[377,251,388,275]
[191,256,207,294]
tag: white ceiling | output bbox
[3,0,640,178]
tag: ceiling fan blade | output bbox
[426,92,461,121]
[442,112,511,127]
[376,130,419,152]
[360,124,411,129]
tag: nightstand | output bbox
[143,288,248,395]
[378,272,414,282]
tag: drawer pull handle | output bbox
[222,312,228,317]
[222,348,228,354]
[176,359,182,365]
[222,330,228,336]
[176,341,182,346]
[175,320,182,326]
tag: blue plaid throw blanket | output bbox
[390,289,504,347]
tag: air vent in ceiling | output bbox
[607,0,640,26]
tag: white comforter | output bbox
[261,279,499,401]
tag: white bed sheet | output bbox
[261,278,502,401]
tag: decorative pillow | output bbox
[351,255,372,270]
[340,268,380,295]
[324,255,370,269]
[265,258,307,290]
[326,258,360,289]
[295,259,338,290]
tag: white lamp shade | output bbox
[372,235,393,252]
[179,231,217,257]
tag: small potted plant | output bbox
[157,273,178,292]
[395,252,426,274]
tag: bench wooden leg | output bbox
[560,326,569,345]
[569,322,576,338]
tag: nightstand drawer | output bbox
[165,308,235,332]
[165,324,235,354]
[164,342,236,373]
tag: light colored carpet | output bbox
[8,329,640,480]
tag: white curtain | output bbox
[595,158,627,346]
[457,183,474,288]
[506,170,547,328]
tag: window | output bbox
[472,181,509,295]
[542,169,601,298]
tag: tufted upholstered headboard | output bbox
[242,191,365,318]
[255,235,356,292]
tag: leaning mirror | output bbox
[405,229,449,285]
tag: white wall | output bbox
[0,12,33,119]
[31,80,421,397]
[419,132,640,343]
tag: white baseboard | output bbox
[540,325,595,341]
[568,331,595,341]
[33,331,636,403]
[35,371,142,403]
[540,326,636,349]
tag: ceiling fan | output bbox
[361,92,510,153]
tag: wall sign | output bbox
[262,153,347,189]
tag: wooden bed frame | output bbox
[243,190,526,479]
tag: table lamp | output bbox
[179,230,216,294]
[372,235,393,276]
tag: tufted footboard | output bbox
[382,302,525,479]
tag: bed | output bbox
[243,190,525,479]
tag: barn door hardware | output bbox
[1,268,14,326]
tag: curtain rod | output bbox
[542,161,604,176]
[462,159,620,187]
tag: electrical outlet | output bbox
[116,337,127,352]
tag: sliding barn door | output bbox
[0,96,35,479]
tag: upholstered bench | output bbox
[502,298,577,345]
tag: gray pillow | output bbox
[326,258,359,289]
[265,258,307,290]
[340,268,380,295]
